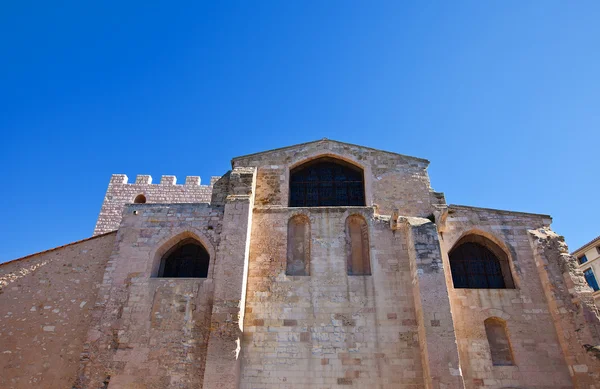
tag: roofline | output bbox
[448,204,552,219]
[230,138,430,166]
[0,231,117,267]
[571,235,600,256]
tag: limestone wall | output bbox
[241,207,425,388]
[0,232,116,389]
[78,203,224,388]
[440,205,573,389]
[232,139,438,217]
[94,174,220,235]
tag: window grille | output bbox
[159,238,209,278]
[449,239,514,289]
[290,158,365,207]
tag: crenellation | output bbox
[159,175,176,185]
[135,174,152,184]
[185,175,201,185]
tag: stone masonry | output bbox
[1,139,600,389]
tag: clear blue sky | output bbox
[1,1,599,262]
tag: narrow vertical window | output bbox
[346,215,371,275]
[484,318,514,366]
[287,215,310,276]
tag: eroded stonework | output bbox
[1,139,600,389]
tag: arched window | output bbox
[134,194,147,204]
[289,157,365,207]
[158,238,210,278]
[449,235,514,289]
[286,215,310,276]
[484,318,514,366]
[346,215,371,275]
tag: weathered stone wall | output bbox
[439,205,573,389]
[529,227,600,388]
[0,232,116,389]
[241,207,425,388]
[232,139,439,217]
[79,203,224,388]
[94,174,220,235]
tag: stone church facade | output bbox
[1,139,600,389]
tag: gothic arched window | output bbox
[449,235,514,289]
[346,215,371,275]
[289,157,365,207]
[158,238,210,278]
[484,318,514,366]
[286,215,311,276]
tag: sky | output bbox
[1,1,599,262]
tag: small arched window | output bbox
[346,215,371,275]
[134,194,147,204]
[449,235,514,289]
[484,318,514,366]
[289,157,365,207]
[158,238,210,278]
[286,215,310,276]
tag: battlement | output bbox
[94,173,221,235]
[109,174,221,187]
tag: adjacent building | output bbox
[572,236,600,306]
[1,139,600,389]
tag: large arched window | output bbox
[346,215,371,275]
[289,157,365,207]
[158,238,210,278]
[484,318,514,366]
[449,235,514,289]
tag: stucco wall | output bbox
[0,232,116,389]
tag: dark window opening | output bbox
[134,194,147,204]
[290,157,365,207]
[158,238,209,278]
[579,255,588,264]
[449,235,514,289]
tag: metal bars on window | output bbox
[449,242,507,288]
[290,158,365,207]
[159,239,209,278]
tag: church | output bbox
[1,139,599,389]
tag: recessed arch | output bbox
[134,194,147,204]
[157,237,209,278]
[289,156,365,207]
[150,230,216,278]
[449,233,515,289]
[484,317,515,366]
[346,214,371,275]
[286,214,311,276]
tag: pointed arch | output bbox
[346,214,371,275]
[449,233,515,289]
[150,230,216,278]
[289,156,365,207]
[286,214,311,276]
